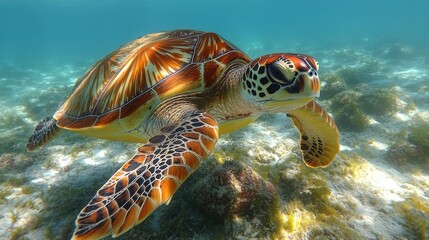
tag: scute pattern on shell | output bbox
[54,30,251,129]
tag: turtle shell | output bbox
[54,30,251,130]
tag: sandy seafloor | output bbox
[0,39,429,240]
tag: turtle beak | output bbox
[309,74,320,97]
[296,70,320,98]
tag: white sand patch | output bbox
[416,110,429,121]
[367,117,379,125]
[394,112,411,121]
[81,148,107,166]
[368,140,388,151]
[393,68,424,79]
[347,194,406,238]
[340,144,353,151]
[31,169,59,184]
[349,161,408,202]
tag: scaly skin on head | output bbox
[239,53,321,112]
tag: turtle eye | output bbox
[267,63,291,84]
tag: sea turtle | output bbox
[27,30,340,239]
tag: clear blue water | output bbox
[0,0,429,239]
[1,0,428,63]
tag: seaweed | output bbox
[281,201,316,234]
[281,166,344,214]
[337,67,362,85]
[20,185,35,195]
[32,164,117,239]
[387,141,420,166]
[329,91,369,132]
[408,118,429,150]
[0,113,30,153]
[336,59,383,86]
[5,175,26,187]
[309,215,364,239]
[394,194,429,239]
[333,103,369,132]
[44,227,55,240]
[359,88,399,116]
[0,188,12,205]
[276,162,360,238]
[330,90,361,110]
[0,153,33,176]
[10,227,24,240]
[382,44,414,61]
[320,72,349,99]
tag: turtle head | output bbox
[241,53,320,111]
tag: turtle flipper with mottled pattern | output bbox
[287,101,340,167]
[27,117,62,151]
[72,112,218,240]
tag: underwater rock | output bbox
[387,141,420,165]
[382,44,414,60]
[337,67,362,85]
[359,88,400,117]
[409,119,429,150]
[320,73,349,99]
[336,60,383,86]
[407,119,429,167]
[333,104,369,132]
[330,91,369,132]
[0,153,31,172]
[192,160,279,221]
[330,90,360,109]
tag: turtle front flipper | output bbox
[72,112,218,240]
[287,101,340,168]
[27,116,61,151]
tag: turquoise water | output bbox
[1,0,429,239]
[1,0,428,62]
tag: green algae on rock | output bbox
[192,160,281,236]
[336,60,383,86]
[359,88,400,117]
[382,44,414,61]
[329,91,369,132]
[330,90,361,110]
[333,103,369,132]
[387,141,421,166]
[409,118,429,151]
[394,194,429,239]
[320,72,349,99]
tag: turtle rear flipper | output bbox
[72,112,219,240]
[27,117,61,151]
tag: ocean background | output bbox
[1,0,428,239]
